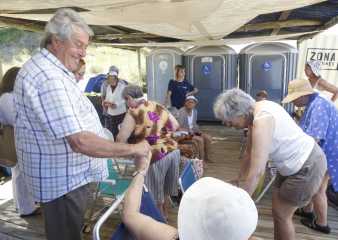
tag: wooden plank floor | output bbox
[0,125,337,239]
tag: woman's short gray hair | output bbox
[41,8,94,48]
[122,85,144,99]
[213,88,255,121]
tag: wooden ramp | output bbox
[0,125,337,240]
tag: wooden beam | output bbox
[94,32,160,40]
[0,16,44,32]
[271,10,291,35]
[237,19,322,32]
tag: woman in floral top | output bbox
[117,85,180,218]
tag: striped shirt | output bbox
[14,48,108,203]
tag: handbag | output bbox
[0,124,17,167]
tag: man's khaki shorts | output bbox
[274,143,327,207]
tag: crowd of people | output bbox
[0,7,337,240]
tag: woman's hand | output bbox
[135,152,151,174]
[103,100,116,109]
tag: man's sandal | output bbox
[300,218,331,234]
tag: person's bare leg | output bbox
[192,136,204,160]
[202,133,212,162]
[272,190,298,240]
[303,201,314,213]
[312,173,330,226]
[156,202,166,221]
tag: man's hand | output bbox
[133,140,151,158]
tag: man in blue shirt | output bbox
[165,65,198,109]
[283,79,338,234]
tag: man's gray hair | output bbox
[213,88,255,121]
[122,85,144,99]
[40,8,94,48]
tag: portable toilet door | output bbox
[250,53,286,102]
[239,42,297,105]
[184,46,237,121]
[146,48,183,104]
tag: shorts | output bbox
[274,143,327,207]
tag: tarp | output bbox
[0,0,327,44]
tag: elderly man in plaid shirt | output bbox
[14,8,151,240]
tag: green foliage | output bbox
[0,28,42,62]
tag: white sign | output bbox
[201,57,213,63]
[306,48,338,70]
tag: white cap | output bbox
[108,70,118,76]
[108,65,119,76]
[178,177,258,240]
[185,95,198,103]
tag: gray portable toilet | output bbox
[146,48,183,104]
[184,46,237,121]
[239,42,297,109]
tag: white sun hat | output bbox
[178,177,258,240]
[306,60,321,77]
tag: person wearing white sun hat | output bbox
[122,155,259,240]
[305,60,338,102]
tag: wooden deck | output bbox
[0,125,337,240]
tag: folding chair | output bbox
[83,159,132,233]
[179,160,198,193]
[93,185,165,240]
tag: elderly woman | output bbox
[176,95,212,162]
[101,65,128,138]
[117,85,181,218]
[213,88,327,240]
[122,155,259,240]
[305,60,338,102]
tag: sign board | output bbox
[305,48,338,70]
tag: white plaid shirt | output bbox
[14,48,108,202]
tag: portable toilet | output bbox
[184,46,237,121]
[239,42,298,108]
[146,48,183,104]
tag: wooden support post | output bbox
[137,48,142,85]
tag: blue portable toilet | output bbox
[239,42,297,109]
[184,46,237,121]
[146,48,183,104]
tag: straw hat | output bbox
[282,79,315,104]
[178,177,258,240]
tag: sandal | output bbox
[300,218,331,234]
[294,208,315,220]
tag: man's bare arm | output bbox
[66,131,150,159]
